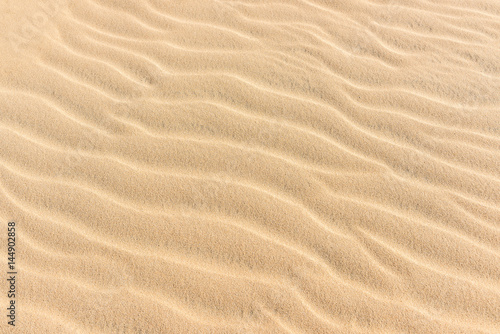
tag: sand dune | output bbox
[1,0,500,333]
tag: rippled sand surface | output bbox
[1,0,500,333]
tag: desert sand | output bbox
[1,0,500,333]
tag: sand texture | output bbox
[1,0,500,333]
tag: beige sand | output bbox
[1,0,500,333]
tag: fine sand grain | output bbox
[1,0,500,333]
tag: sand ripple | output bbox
[1,0,499,333]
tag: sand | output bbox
[1,0,500,333]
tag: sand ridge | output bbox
[1,0,500,333]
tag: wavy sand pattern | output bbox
[1,0,500,333]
